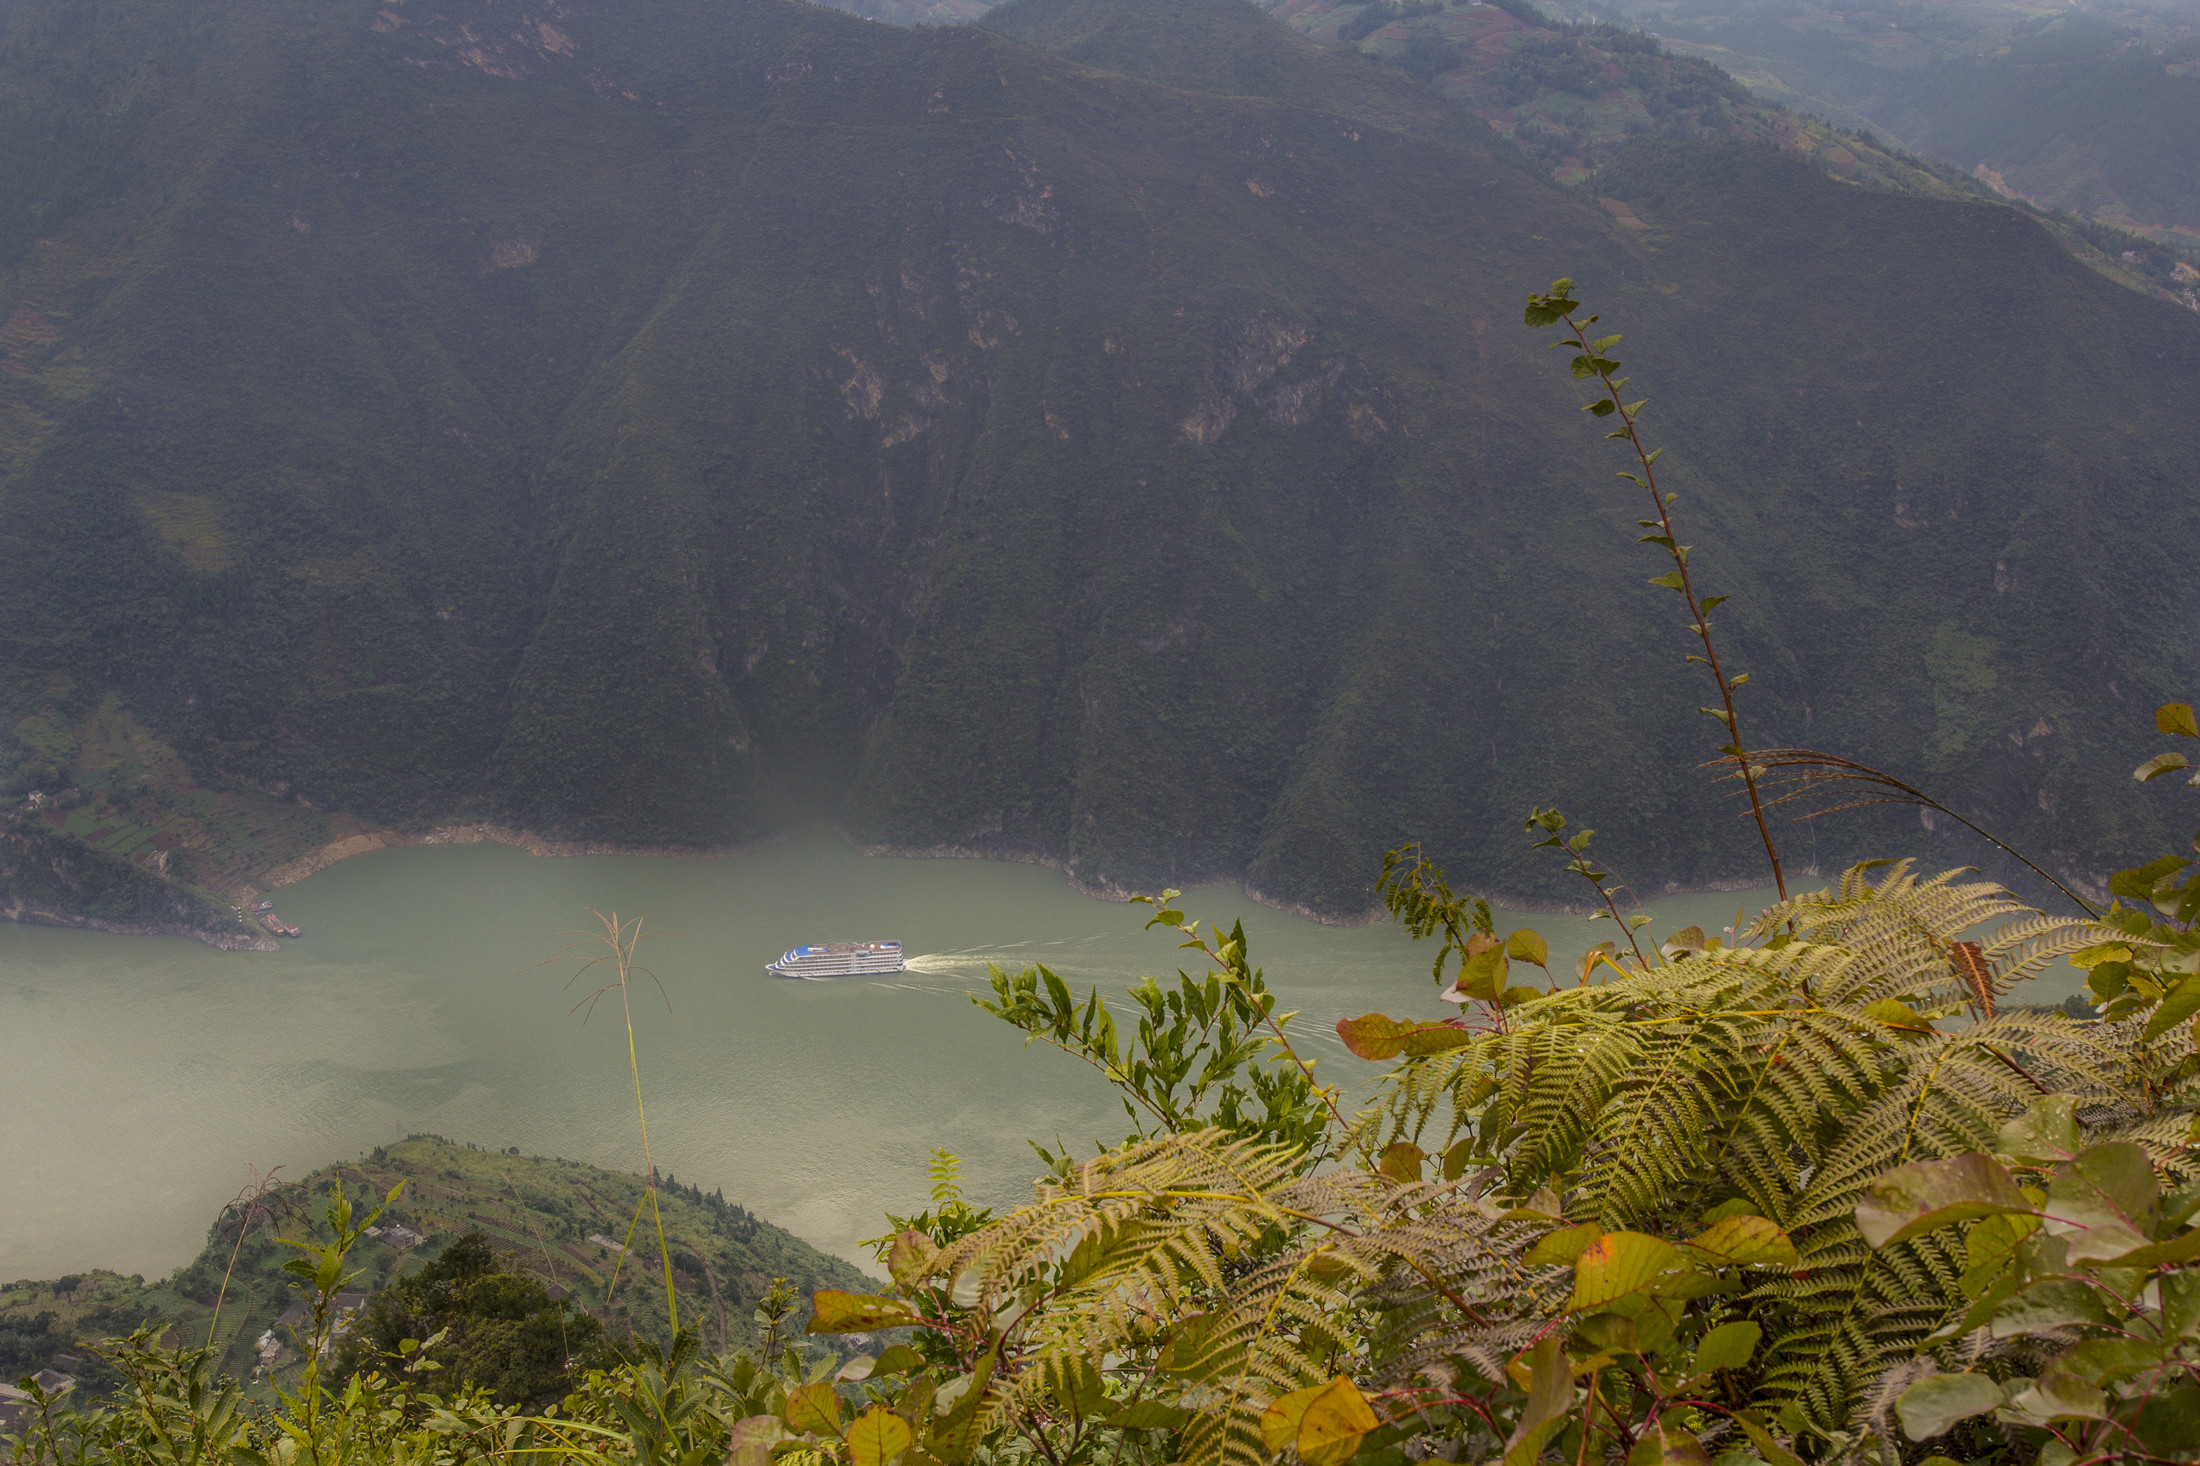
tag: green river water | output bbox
[4,834,1801,1281]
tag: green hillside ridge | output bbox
[1246,0,2199,302]
[1,0,2197,923]
[0,1136,868,1394]
[1556,0,2200,242]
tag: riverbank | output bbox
[0,817,276,951]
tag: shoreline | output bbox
[0,898,281,952]
[28,812,1907,951]
[252,821,796,895]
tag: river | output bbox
[4,833,1802,1280]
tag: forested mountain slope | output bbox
[1575,0,2200,240]
[0,0,2194,919]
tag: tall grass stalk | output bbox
[204,1166,285,1349]
[542,910,681,1333]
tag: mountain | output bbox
[1247,0,2200,302]
[1548,0,2200,242]
[0,1136,866,1389]
[0,0,2196,923]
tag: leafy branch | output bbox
[1525,278,1787,900]
[1521,808,1652,969]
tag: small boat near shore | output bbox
[767,940,903,979]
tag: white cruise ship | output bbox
[766,940,905,979]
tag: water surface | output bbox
[4,834,1791,1280]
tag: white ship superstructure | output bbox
[766,940,905,978]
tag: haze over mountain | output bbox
[1,0,2196,924]
[1572,0,2200,240]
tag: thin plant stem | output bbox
[205,1167,284,1349]
[1537,293,1788,900]
[538,909,682,1335]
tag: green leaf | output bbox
[1627,1424,1714,1466]
[1460,943,1511,1001]
[728,1416,790,1466]
[1442,1138,1476,1181]
[1894,1374,2003,1440]
[1963,1210,2039,1293]
[1862,998,1936,1037]
[1503,1337,1573,1466]
[1997,1094,2080,1163]
[1334,1013,1473,1060]
[1732,1412,1803,1466]
[2134,1387,2200,1453]
[1524,1222,1603,1267]
[887,1231,941,1293]
[1661,925,1706,957]
[1505,928,1549,967]
[2159,703,2199,738]
[1857,1153,2033,1248]
[1567,1231,1683,1311]
[1990,1278,2113,1336]
[2008,1361,2107,1422]
[2148,973,2200,1039]
[2075,1225,2200,1270]
[2087,960,2132,999]
[808,1290,924,1334]
[2045,1143,2159,1262]
[1694,1320,1760,1373]
[2137,752,2192,781]
[2166,1268,2200,1339]
[1586,399,1617,417]
[1682,1215,1799,1267]
[2112,856,2193,899]
[1106,1401,1191,1430]
[847,1407,914,1466]
[1647,571,1686,590]
[2057,1337,2165,1382]
[929,1346,997,1463]
[1046,1356,1107,1421]
[870,1344,929,1377]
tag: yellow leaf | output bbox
[1261,1384,1324,1455]
[1682,1215,1800,1267]
[808,1289,923,1334]
[1524,1223,1603,1267]
[1566,1231,1682,1311]
[1861,998,1935,1037]
[847,1407,914,1466]
[1285,1378,1380,1466]
[784,1381,845,1438]
[1335,1013,1474,1059]
[1378,1143,1425,1184]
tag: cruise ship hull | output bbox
[766,941,905,979]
